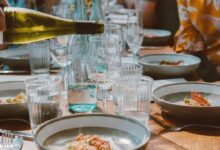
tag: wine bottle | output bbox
[0,7,104,44]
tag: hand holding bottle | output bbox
[0,0,9,31]
[0,0,9,50]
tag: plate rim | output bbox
[0,81,26,106]
[153,82,220,108]
[143,29,172,38]
[0,47,29,61]
[138,53,201,67]
[35,113,151,150]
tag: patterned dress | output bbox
[175,0,220,81]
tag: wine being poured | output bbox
[1,7,104,44]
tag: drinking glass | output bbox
[50,5,72,98]
[125,9,144,64]
[113,63,143,114]
[104,24,124,56]
[25,76,62,134]
[114,75,153,124]
[88,36,121,111]
[28,40,50,75]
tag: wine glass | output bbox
[50,5,72,98]
[125,9,144,64]
[104,24,124,56]
[88,36,121,112]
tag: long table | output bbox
[1,46,220,150]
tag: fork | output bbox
[0,133,23,150]
[0,133,14,149]
[170,124,220,132]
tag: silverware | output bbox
[0,129,33,141]
[0,132,23,150]
[170,124,220,132]
[150,115,220,131]
[0,69,60,74]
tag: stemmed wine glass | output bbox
[49,5,72,97]
[125,9,144,64]
[88,36,121,112]
[104,24,124,56]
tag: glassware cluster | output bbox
[24,0,153,136]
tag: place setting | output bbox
[1,0,220,150]
[0,40,65,75]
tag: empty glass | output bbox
[104,24,124,56]
[88,36,121,111]
[125,9,144,64]
[25,76,62,134]
[50,5,73,98]
[112,63,143,114]
[114,75,153,124]
[28,41,50,75]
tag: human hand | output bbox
[0,0,9,32]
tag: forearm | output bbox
[141,0,157,28]
[117,0,126,6]
[0,0,9,50]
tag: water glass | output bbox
[50,5,73,98]
[114,76,153,124]
[114,63,143,84]
[112,63,143,114]
[25,76,62,133]
[104,24,124,56]
[88,36,121,111]
[28,41,50,75]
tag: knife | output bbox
[0,129,34,141]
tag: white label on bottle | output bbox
[0,32,3,44]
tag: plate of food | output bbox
[0,81,28,118]
[35,114,151,150]
[143,29,171,46]
[153,82,220,119]
[138,54,201,77]
[0,46,29,69]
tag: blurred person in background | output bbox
[36,0,60,14]
[119,0,179,45]
[174,0,220,81]
[8,0,60,13]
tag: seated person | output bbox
[174,0,220,81]
[119,0,179,45]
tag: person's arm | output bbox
[125,0,157,28]
[36,0,60,14]
[0,0,9,50]
[174,0,205,53]
[117,0,126,6]
[139,0,157,28]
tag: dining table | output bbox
[1,46,220,150]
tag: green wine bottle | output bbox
[1,7,104,44]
